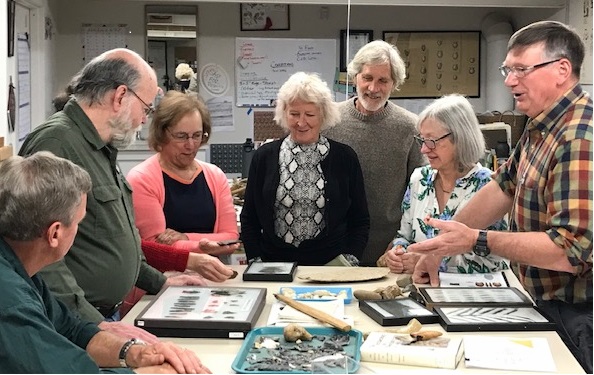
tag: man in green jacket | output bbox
[0,152,209,373]
[19,48,206,338]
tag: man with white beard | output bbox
[19,48,205,342]
[325,40,426,266]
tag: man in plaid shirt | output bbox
[408,21,592,372]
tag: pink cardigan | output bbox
[127,154,239,252]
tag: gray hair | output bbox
[417,94,485,170]
[0,152,92,241]
[508,21,584,79]
[347,40,406,91]
[71,49,143,106]
[274,72,340,131]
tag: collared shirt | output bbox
[19,99,165,322]
[495,84,593,303]
[0,238,132,373]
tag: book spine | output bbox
[360,349,456,369]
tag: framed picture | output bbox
[340,29,373,72]
[359,297,439,326]
[134,286,266,338]
[243,261,298,282]
[240,3,290,31]
[419,287,533,311]
[382,30,480,98]
[435,305,556,332]
[7,0,15,57]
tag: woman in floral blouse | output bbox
[377,94,508,274]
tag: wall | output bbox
[39,1,570,146]
[0,1,7,144]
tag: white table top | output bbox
[122,266,584,374]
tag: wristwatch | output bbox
[118,338,144,368]
[473,230,490,257]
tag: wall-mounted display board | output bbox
[383,31,480,98]
[235,37,336,107]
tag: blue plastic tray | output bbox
[231,326,362,374]
[278,287,353,304]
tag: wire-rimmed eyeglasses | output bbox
[498,58,561,78]
[414,133,451,149]
[167,128,209,143]
[127,87,155,116]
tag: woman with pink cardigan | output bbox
[127,91,239,282]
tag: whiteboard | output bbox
[235,37,337,107]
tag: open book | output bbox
[360,331,463,369]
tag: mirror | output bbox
[145,5,198,93]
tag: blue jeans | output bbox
[537,300,592,373]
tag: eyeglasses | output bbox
[498,58,561,78]
[167,128,209,143]
[414,133,451,149]
[127,87,155,116]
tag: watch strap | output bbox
[473,230,490,257]
[118,338,143,368]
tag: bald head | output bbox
[102,48,157,85]
[70,48,156,107]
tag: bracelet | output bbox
[118,338,144,368]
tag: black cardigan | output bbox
[240,137,370,265]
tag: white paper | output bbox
[439,271,508,288]
[267,300,353,327]
[464,336,556,372]
[17,33,31,146]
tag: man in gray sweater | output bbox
[325,40,426,266]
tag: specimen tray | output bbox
[359,297,439,326]
[279,287,353,304]
[134,285,266,339]
[231,326,363,374]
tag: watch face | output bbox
[473,245,490,257]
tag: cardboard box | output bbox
[0,145,13,161]
[0,136,4,147]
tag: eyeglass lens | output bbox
[168,128,207,142]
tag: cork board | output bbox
[383,31,480,98]
[254,111,287,142]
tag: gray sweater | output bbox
[324,98,426,265]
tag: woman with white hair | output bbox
[378,93,508,274]
[241,72,370,265]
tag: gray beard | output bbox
[110,129,137,149]
[108,107,137,149]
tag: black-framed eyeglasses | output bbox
[127,87,155,116]
[414,133,451,149]
[167,128,209,143]
[498,58,561,79]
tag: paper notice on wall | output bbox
[206,96,235,132]
[17,33,31,146]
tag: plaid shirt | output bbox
[496,84,593,304]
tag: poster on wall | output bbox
[383,31,480,98]
[569,0,593,84]
[81,24,128,64]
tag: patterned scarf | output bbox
[274,136,330,247]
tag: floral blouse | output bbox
[393,163,509,273]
